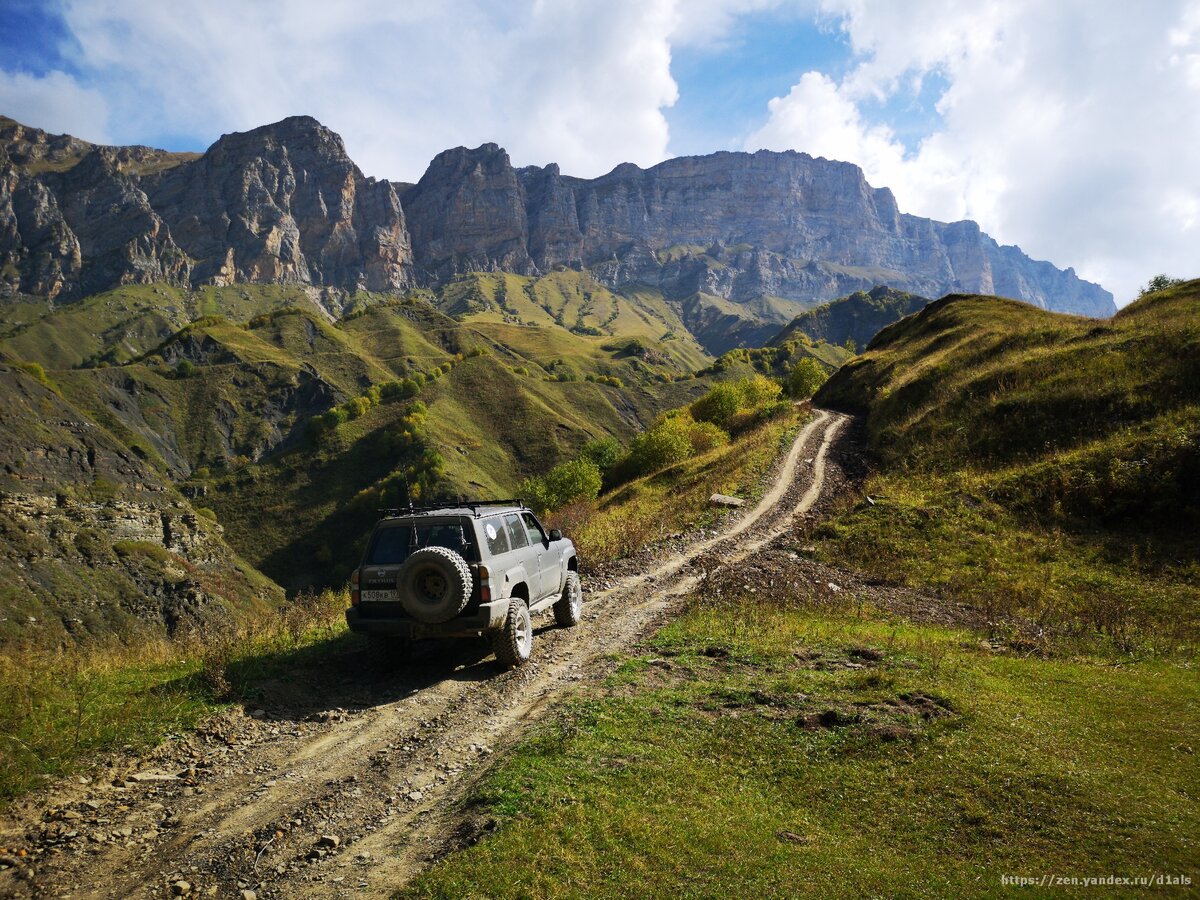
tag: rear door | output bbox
[502,513,543,598]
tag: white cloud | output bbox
[0,69,110,142]
[24,0,687,182]
[747,0,1200,305]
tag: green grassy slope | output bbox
[815,282,1200,650]
[771,285,931,350]
[405,595,1199,899]
[0,364,281,645]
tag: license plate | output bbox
[361,589,398,602]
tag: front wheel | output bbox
[553,572,583,627]
[491,598,533,669]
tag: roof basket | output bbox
[378,498,526,518]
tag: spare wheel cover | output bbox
[397,546,472,624]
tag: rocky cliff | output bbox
[405,146,1115,317]
[0,116,412,302]
[1,115,1115,318]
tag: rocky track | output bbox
[1,410,849,899]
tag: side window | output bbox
[482,517,510,555]
[504,513,529,549]
[522,512,547,544]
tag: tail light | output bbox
[477,565,491,602]
[350,569,361,607]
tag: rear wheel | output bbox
[553,571,583,627]
[491,598,533,669]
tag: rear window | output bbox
[365,522,476,565]
[482,517,510,555]
[504,514,529,549]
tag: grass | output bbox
[814,283,1200,652]
[401,591,1200,899]
[0,589,348,806]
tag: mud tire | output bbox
[491,598,533,669]
[553,571,583,627]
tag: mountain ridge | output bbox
[1,114,1115,319]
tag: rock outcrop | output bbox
[0,363,281,645]
[0,114,1114,317]
[0,116,413,302]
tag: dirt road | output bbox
[1,410,849,899]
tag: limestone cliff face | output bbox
[402,143,534,279]
[0,116,413,302]
[0,114,1114,316]
[401,145,1116,317]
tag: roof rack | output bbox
[378,498,526,519]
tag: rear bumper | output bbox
[346,598,508,638]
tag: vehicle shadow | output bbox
[159,632,505,725]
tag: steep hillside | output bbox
[0,277,847,615]
[0,363,280,646]
[3,115,1113,321]
[814,280,1200,648]
[770,285,930,350]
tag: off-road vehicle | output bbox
[345,500,582,668]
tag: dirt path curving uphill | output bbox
[1,410,850,900]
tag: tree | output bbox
[1140,274,1185,296]
[787,358,828,399]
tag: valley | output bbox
[0,111,1195,899]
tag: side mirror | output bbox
[549,528,563,542]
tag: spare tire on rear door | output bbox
[396,546,473,624]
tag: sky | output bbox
[1,0,1197,305]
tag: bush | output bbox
[691,375,783,431]
[521,458,603,513]
[194,507,218,522]
[174,360,197,378]
[691,382,743,428]
[579,437,625,476]
[787,358,829,399]
[685,419,729,454]
[629,418,693,474]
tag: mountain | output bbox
[1,115,411,304]
[0,359,281,645]
[2,116,1115,334]
[770,285,931,350]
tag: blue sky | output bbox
[1,0,1197,305]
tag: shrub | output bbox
[691,375,783,432]
[629,418,693,474]
[195,507,218,522]
[521,458,603,513]
[579,437,625,476]
[346,396,372,419]
[685,419,729,454]
[787,358,829,399]
[690,382,743,428]
[174,360,197,379]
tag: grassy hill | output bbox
[815,281,1200,650]
[0,275,849,623]
[771,285,930,351]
